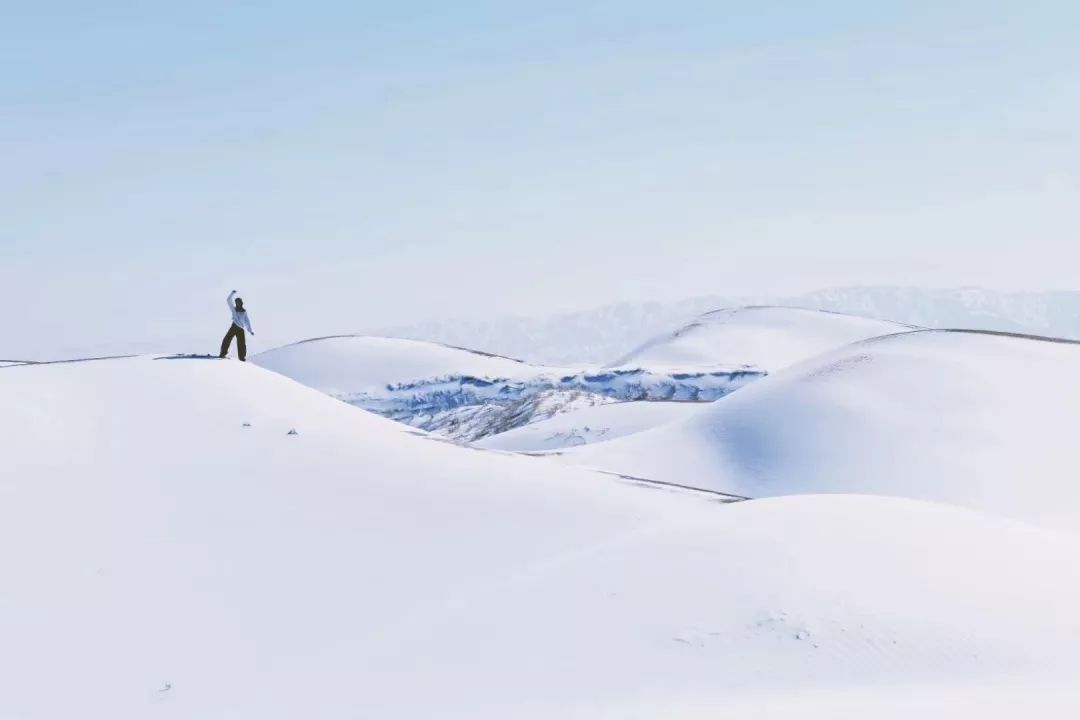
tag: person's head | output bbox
[234,297,244,311]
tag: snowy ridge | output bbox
[3,355,1080,716]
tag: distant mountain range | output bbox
[374,286,1080,364]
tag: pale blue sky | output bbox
[2,1,1078,357]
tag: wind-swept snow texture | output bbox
[609,305,915,371]
[474,400,703,452]
[4,356,1080,717]
[573,329,1080,530]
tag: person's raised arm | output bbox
[227,290,237,310]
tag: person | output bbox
[220,290,254,361]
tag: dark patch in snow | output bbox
[155,354,220,361]
[601,471,750,503]
[459,376,498,388]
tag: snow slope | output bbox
[474,400,703,452]
[570,329,1080,530]
[4,356,1080,717]
[609,305,915,371]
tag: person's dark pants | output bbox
[220,323,247,361]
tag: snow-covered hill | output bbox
[3,355,1080,717]
[609,306,914,371]
[474,400,703,452]
[466,307,910,451]
[567,329,1080,530]
[255,335,760,442]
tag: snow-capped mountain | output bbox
[374,287,1080,365]
[254,335,761,442]
[796,286,1080,336]
[5,355,1080,717]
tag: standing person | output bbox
[220,290,255,361]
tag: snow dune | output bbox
[609,305,915,371]
[3,355,1080,716]
[254,335,539,395]
[571,329,1080,530]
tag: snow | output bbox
[4,355,1080,716]
[254,335,759,442]
[569,329,1080,530]
[609,305,915,371]
[475,400,703,452]
[257,307,914,448]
